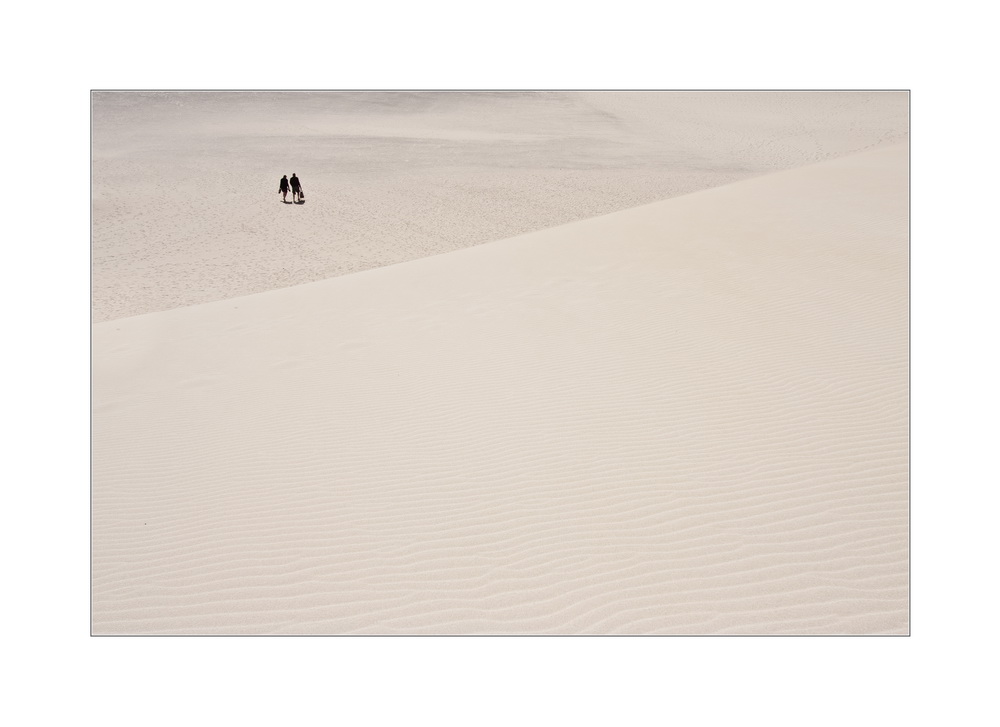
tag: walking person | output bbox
[290,173,303,203]
[279,174,290,203]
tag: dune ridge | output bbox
[92,91,908,322]
[92,142,908,634]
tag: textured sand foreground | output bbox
[92,91,908,321]
[92,143,908,634]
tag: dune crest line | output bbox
[92,91,909,321]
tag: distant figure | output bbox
[279,175,290,203]
[290,173,303,203]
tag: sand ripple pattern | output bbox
[92,144,908,634]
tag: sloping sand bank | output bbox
[93,143,908,634]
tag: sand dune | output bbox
[92,142,908,634]
[92,91,908,322]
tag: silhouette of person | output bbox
[279,175,290,203]
[290,173,302,203]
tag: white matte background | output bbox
[5,0,994,724]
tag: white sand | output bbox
[92,141,908,634]
[92,91,908,322]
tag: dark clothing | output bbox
[290,175,301,191]
[279,177,289,192]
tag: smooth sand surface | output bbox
[92,142,908,634]
[92,91,908,322]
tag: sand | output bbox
[92,91,908,322]
[92,135,908,634]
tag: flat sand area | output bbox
[92,133,908,634]
[92,91,908,322]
